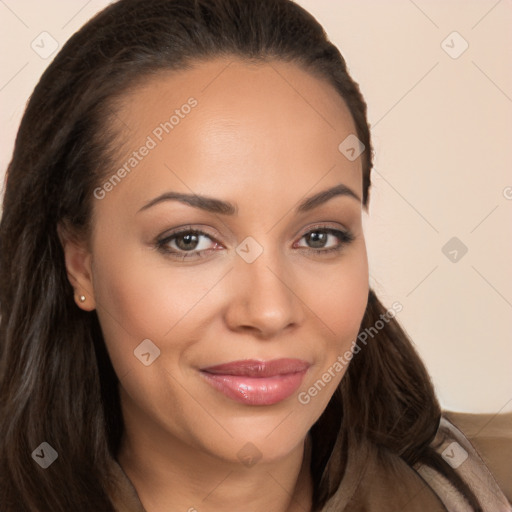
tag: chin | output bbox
[201,411,312,466]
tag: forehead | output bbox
[94,57,362,219]
[118,56,355,123]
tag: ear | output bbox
[57,221,96,311]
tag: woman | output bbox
[0,0,510,511]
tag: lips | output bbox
[200,358,310,406]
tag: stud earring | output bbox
[79,295,86,303]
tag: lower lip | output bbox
[200,370,308,406]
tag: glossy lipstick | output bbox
[200,359,310,406]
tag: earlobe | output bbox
[57,221,96,312]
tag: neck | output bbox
[117,423,313,512]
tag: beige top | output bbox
[107,411,512,511]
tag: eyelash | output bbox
[155,224,355,261]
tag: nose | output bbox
[223,245,304,339]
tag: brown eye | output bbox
[156,229,221,260]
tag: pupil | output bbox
[178,233,198,250]
[308,231,326,248]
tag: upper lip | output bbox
[200,358,310,378]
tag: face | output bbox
[66,57,369,466]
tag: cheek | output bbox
[90,242,214,375]
[315,244,369,347]
[297,249,368,416]
[94,231,227,325]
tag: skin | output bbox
[60,57,369,512]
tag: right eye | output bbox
[155,228,223,260]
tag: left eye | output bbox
[294,227,353,251]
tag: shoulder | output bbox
[323,411,512,511]
[442,409,512,503]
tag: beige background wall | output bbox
[1,0,511,413]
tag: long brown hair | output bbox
[0,0,480,510]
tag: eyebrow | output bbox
[137,183,361,216]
